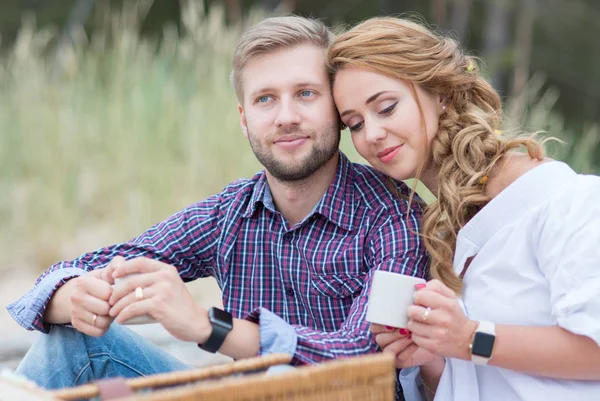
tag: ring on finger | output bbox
[135,286,144,300]
[422,307,432,321]
[92,314,98,326]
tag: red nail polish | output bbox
[399,328,408,335]
[408,334,412,339]
[385,326,394,330]
[415,283,427,290]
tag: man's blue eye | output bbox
[258,96,271,103]
[300,90,313,97]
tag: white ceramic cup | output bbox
[112,274,156,325]
[366,270,426,328]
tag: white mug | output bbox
[113,274,156,325]
[366,270,426,328]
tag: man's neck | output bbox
[266,152,340,228]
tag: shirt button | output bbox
[285,287,295,297]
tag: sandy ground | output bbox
[0,270,230,370]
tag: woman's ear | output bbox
[439,96,448,114]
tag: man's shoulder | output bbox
[218,171,264,199]
[183,171,264,213]
[348,162,418,214]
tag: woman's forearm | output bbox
[420,356,446,401]
[489,324,600,380]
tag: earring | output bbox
[442,105,447,111]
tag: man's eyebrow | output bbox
[248,88,275,100]
[293,82,324,88]
[340,91,390,118]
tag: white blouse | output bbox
[402,161,600,400]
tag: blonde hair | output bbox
[328,17,545,293]
[231,16,334,102]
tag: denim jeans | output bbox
[16,324,190,390]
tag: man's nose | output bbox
[274,98,302,127]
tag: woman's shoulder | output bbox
[485,153,549,199]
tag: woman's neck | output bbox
[485,153,550,199]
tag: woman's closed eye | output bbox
[347,119,364,132]
[379,101,398,115]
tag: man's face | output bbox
[238,43,340,182]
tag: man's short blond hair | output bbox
[231,16,334,102]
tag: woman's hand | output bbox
[371,323,442,369]
[407,280,478,360]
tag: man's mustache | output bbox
[275,126,306,136]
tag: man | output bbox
[8,15,427,393]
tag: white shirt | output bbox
[402,161,600,400]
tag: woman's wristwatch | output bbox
[470,321,496,365]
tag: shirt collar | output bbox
[242,171,270,218]
[241,152,356,231]
[458,161,576,249]
[313,152,355,231]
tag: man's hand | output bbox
[67,257,124,336]
[108,257,211,344]
[371,323,441,369]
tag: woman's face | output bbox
[333,67,443,182]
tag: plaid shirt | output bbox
[9,152,428,372]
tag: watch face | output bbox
[210,307,234,330]
[472,332,495,358]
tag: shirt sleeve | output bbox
[7,193,226,333]
[247,207,429,365]
[537,176,600,346]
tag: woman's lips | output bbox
[377,145,403,163]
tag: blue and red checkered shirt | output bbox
[8,152,428,368]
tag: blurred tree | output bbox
[0,0,598,149]
[483,0,513,91]
[448,0,473,43]
[431,0,448,26]
[510,0,535,100]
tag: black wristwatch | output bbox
[470,321,496,365]
[198,307,234,353]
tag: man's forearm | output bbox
[43,279,75,325]
[219,319,261,359]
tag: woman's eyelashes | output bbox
[348,121,363,132]
[379,101,398,115]
[346,101,398,133]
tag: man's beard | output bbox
[248,124,340,182]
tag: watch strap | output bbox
[198,308,233,353]
[471,320,495,365]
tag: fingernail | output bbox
[399,328,408,335]
[415,283,427,290]
[385,326,394,330]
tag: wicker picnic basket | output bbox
[35,352,395,401]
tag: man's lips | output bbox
[377,145,403,163]
[273,135,309,150]
[274,134,309,143]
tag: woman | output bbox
[328,17,600,401]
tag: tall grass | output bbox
[0,4,596,272]
[0,3,363,271]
